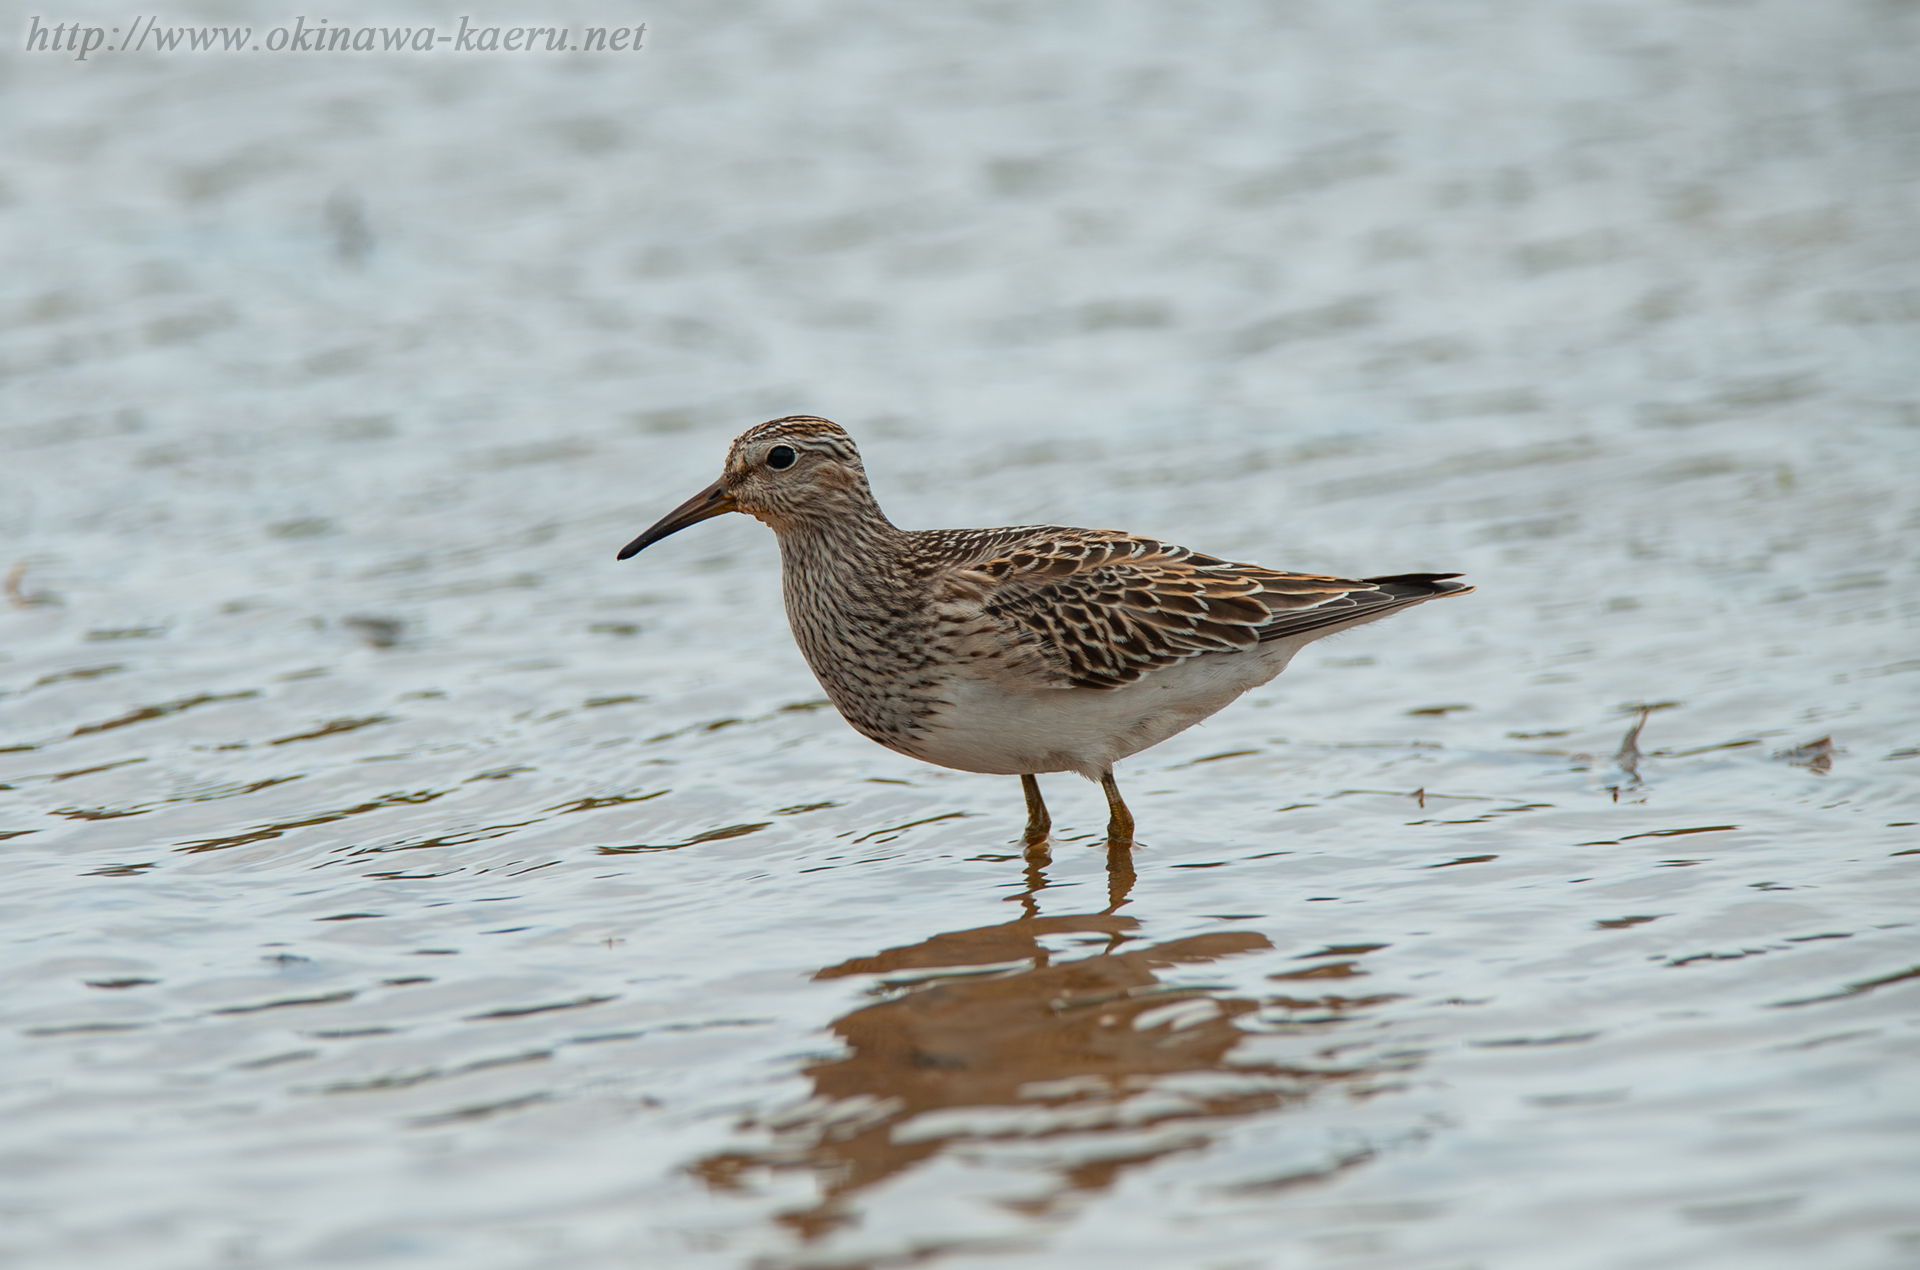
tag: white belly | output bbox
[898,637,1312,778]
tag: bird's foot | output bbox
[1019,774,1052,846]
[1099,770,1134,850]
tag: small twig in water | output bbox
[4,562,50,610]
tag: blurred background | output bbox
[3,3,1917,1268]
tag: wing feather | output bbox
[918,527,1468,689]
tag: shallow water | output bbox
[4,2,1919,1267]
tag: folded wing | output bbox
[936,529,1468,690]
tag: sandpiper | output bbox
[618,417,1471,846]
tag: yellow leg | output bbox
[1099,770,1134,847]
[1020,774,1051,844]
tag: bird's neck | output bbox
[772,486,906,581]
[769,488,948,747]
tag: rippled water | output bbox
[4,2,1918,1267]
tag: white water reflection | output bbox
[3,2,1918,1268]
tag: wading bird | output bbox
[618,417,1470,846]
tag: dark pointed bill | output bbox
[616,481,737,560]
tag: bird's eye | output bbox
[766,445,797,470]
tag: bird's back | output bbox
[902,524,1470,691]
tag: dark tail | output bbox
[1362,572,1474,599]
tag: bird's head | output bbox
[616,416,871,559]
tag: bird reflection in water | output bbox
[691,841,1397,1243]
